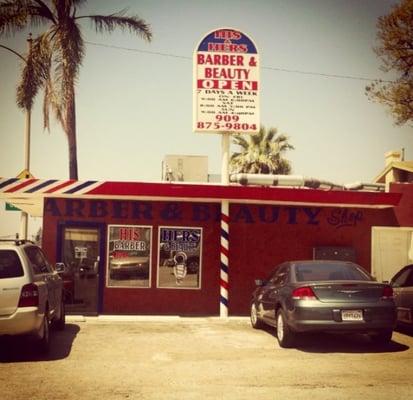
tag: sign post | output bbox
[194,28,260,318]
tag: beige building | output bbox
[162,155,208,182]
[374,150,413,190]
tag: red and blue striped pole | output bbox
[220,200,229,317]
[220,132,230,318]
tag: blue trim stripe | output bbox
[25,179,58,193]
[220,296,228,306]
[0,178,19,189]
[220,262,228,274]
[63,181,97,194]
[221,228,229,241]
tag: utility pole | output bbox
[0,34,33,240]
[20,33,33,240]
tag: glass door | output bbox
[61,227,101,315]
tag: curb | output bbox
[65,315,250,323]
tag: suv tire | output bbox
[39,313,50,354]
[54,299,66,331]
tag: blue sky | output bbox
[0,0,412,238]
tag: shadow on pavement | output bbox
[263,327,409,354]
[395,324,413,337]
[0,323,80,363]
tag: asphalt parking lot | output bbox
[1,317,412,400]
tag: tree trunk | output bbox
[66,88,78,180]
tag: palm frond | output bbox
[0,0,31,35]
[31,0,56,24]
[52,18,84,99]
[230,126,294,175]
[43,74,64,131]
[0,0,55,36]
[16,33,51,110]
[264,127,277,142]
[79,11,152,41]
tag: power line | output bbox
[85,40,393,83]
[86,41,190,61]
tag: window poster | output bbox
[107,225,152,288]
[157,227,202,289]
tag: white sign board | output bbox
[193,28,260,134]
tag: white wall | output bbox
[371,227,413,282]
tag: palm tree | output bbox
[230,126,294,174]
[0,0,152,179]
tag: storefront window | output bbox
[107,225,152,288]
[157,226,202,289]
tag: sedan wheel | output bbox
[250,303,264,329]
[276,309,295,348]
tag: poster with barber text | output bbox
[157,227,202,289]
[107,225,152,288]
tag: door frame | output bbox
[56,221,106,314]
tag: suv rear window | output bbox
[0,250,24,278]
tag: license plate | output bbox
[341,310,363,321]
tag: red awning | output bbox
[0,177,402,217]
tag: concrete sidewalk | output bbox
[65,314,250,323]
[2,317,413,400]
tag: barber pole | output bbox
[220,201,229,317]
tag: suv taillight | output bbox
[381,286,393,300]
[292,286,317,300]
[18,283,39,307]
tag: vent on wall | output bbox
[313,247,356,262]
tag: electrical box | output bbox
[313,246,356,262]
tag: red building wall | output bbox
[228,204,397,314]
[42,197,398,316]
[390,183,413,227]
[42,198,221,316]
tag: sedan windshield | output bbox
[295,262,371,282]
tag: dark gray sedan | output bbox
[250,260,396,348]
[391,264,413,327]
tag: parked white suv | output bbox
[0,240,65,353]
